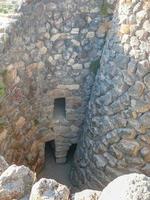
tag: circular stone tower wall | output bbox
[72,0,150,190]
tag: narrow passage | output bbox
[38,141,78,192]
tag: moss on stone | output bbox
[33,119,39,126]
[90,58,100,75]
[0,3,16,14]
[0,69,7,77]
[0,117,6,128]
[100,3,111,16]
[0,80,6,97]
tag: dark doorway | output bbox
[66,144,77,162]
[38,142,77,191]
[53,98,66,119]
[45,140,55,160]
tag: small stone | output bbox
[141,147,150,162]
[93,155,108,168]
[71,28,79,34]
[103,152,117,167]
[72,64,83,70]
[16,117,26,129]
[136,10,147,23]
[39,47,47,55]
[71,40,80,46]
[118,139,141,156]
[130,36,139,47]
[143,20,150,32]
[120,24,130,34]
[128,81,145,97]
[142,164,150,175]
[86,32,95,38]
[135,30,147,39]
[57,84,80,90]
[139,112,150,129]
[144,73,150,89]
[48,56,56,65]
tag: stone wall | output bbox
[0,0,113,171]
[72,0,150,189]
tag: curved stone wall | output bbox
[0,0,114,171]
[72,0,150,189]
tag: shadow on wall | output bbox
[71,0,150,190]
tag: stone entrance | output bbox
[39,141,77,191]
[45,140,55,160]
[53,98,66,120]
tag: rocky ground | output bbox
[1,155,150,200]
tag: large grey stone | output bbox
[0,164,36,200]
[100,173,150,200]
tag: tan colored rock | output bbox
[120,24,130,34]
[16,116,26,129]
[39,47,47,55]
[0,164,36,200]
[141,147,150,162]
[0,129,7,143]
[0,156,9,176]
[118,139,141,156]
[29,178,70,200]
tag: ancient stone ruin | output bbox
[0,0,113,172]
[0,0,150,198]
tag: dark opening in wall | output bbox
[53,98,66,119]
[66,144,77,162]
[45,140,55,161]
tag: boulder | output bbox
[0,156,9,176]
[72,189,101,200]
[0,164,36,200]
[29,178,70,200]
[100,173,150,200]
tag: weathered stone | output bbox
[143,20,150,32]
[16,117,26,129]
[0,165,35,200]
[118,139,141,156]
[141,147,150,162]
[72,189,101,200]
[72,64,83,70]
[139,113,150,129]
[29,178,70,200]
[120,24,130,34]
[128,81,145,97]
[100,173,150,200]
[0,156,9,176]
[103,153,117,167]
[57,84,80,90]
[93,155,108,168]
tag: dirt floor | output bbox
[38,142,78,193]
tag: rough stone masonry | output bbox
[0,0,115,172]
[0,0,150,192]
[72,0,150,190]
